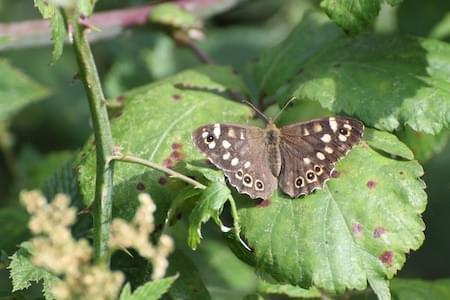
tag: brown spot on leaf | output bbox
[374,226,385,238]
[258,198,271,208]
[171,151,182,160]
[399,171,404,175]
[163,159,174,168]
[172,143,182,150]
[379,251,393,266]
[116,95,125,103]
[136,182,146,191]
[172,94,182,101]
[158,176,167,185]
[352,223,363,236]
[367,180,377,189]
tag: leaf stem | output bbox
[109,154,206,190]
[66,13,115,263]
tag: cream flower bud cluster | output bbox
[20,191,124,300]
[109,193,174,280]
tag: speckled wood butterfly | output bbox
[192,116,363,199]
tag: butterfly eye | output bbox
[205,134,215,143]
[306,171,315,181]
[339,128,350,136]
[295,177,304,188]
[243,174,253,187]
[255,180,264,191]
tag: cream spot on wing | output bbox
[235,170,243,179]
[329,117,338,132]
[222,140,231,149]
[208,141,216,149]
[223,152,231,160]
[303,128,310,136]
[344,124,352,130]
[303,157,311,164]
[324,146,334,154]
[338,135,347,142]
[316,152,325,160]
[202,131,208,138]
[255,180,264,191]
[313,123,323,132]
[321,134,331,143]
[240,131,245,140]
[213,124,221,138]
[231,157,239,166]
[243,174,253,187]
[244,161,251,169]
[228,128,236,138]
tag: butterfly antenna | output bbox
[242,100,271,123]
[273,96,297,123]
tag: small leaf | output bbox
[236,134,426,294]
[119,275,177,300]
[188,182,231,250]
[320,0,402,34]
[9,242,59,300]
[0,207,29,255]
[0,60,48,122]
[257,280,321,298]
[150,3,199,29]
[33,0,67,64]
[364,128,414,160]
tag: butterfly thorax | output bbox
[264,122,282,177]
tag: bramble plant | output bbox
[0,1,449,300]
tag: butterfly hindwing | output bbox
[192,123,277,199]
[278,117,364,198]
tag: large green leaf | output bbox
[390,278,450,300]
[320,0,402,34]
[397,127,449,162]
[253,12,450,134]
[234,132,426,295]
[78,65,252,222]
[0,60,48,122]
[0,207,29,255]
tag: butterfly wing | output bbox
[278,117,364,197]
[192,123,277,199]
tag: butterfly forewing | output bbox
[192,123,277,199]
[278,117,364,198]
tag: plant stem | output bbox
[109,155,206,190]
[68,14,115,263]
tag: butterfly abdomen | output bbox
[265,128,282,177]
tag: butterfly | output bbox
[192,116,364,199]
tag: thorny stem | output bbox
[65,13,115,263]
[109,155,206,190]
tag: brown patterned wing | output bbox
[278,117,364,198]
[192,123,277,199]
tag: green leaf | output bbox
[364,128,414,160]
[320,0,402,34]
[0,60,48,122]
[77,0,96,16]
[78,65,251,223]
[286,32,450,134]
[397,127,449,162]
[390,278,450,300]
[119,275,177,300]
[166,250,211,300]
[235,134,426,294]
[257,280,320,298]
[252,11,344,95]
[150,3,199,29]
[33,0,67,64]
[9,242,59,300]
[188,182,231,250]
